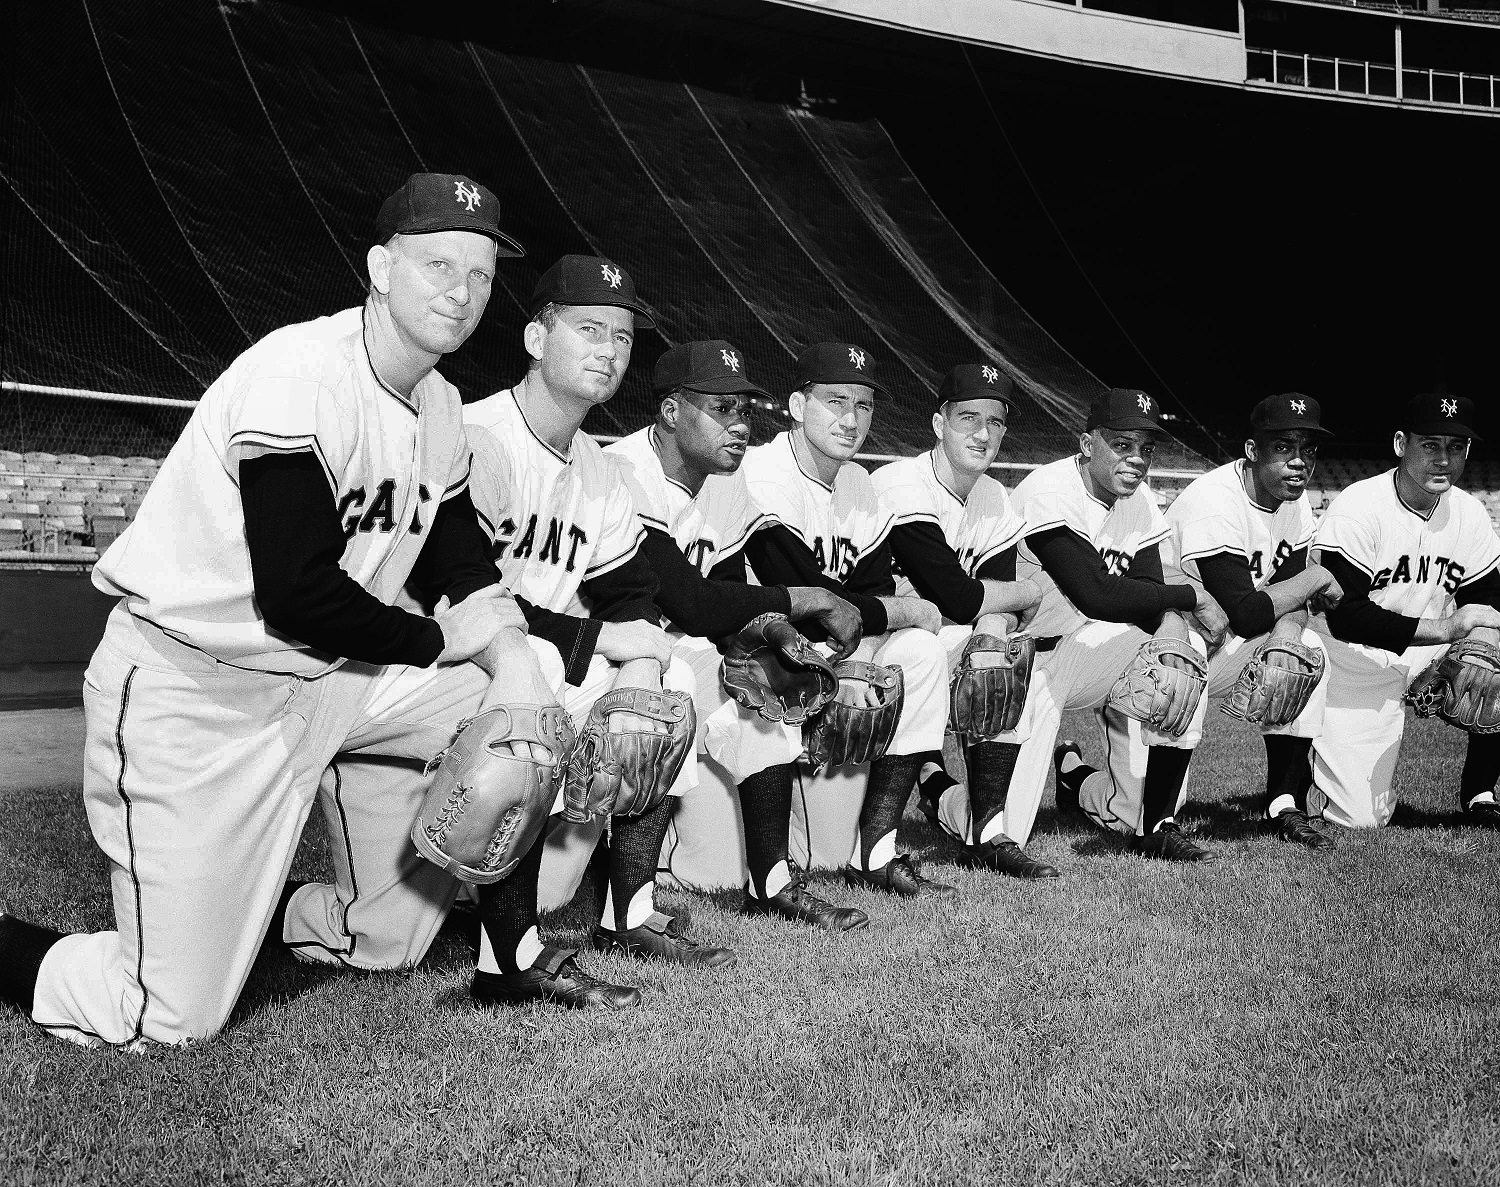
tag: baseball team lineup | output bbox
[5,169,1500,1045]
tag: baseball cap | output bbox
[530,255,656,330]
[1086,388,1164,433]
[375,173,525,257]
[653,340,770,398]
[938,363,1017,409]
[1250,392,1332,436]
[1402,392,1482,441]
[794,342,885,394]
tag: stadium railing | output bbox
[1247,47,1500,109]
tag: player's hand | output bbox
[1450,604,1500,640]
[787,587,862,662]
[476,636,562,763]
[880,596,942,635]
[597,620,674,666]
[1190,588,1230,651]
[611,658,669,735]
[835,675,882,709]
[434,586,526,664]
[1153,610,1195,666]
[974,611,1016,639]
[1306,564,1344,613]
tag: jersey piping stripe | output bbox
[1313,541,1376,579]
[228,431,337,493]
[360,310,419,417]
[1457,553,1500,588]
[1178,543,1253,564]
[507,388,573,466]
[583,531,645,578]
[1138,524,1171,550]
[635,510,671,532]
[928,451,970,507]
[714,512,777,564]
[890,509,942,527]
[442,456,472,499]
[1391,472,1436,522]
[283,763,358,963]
[115,665,151,1046]
[782,434,834,493]
[969,527,1027,570]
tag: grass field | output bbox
[3,706,1498,1187]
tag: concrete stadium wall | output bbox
[765,0,1246,82]
[0,567,113,708]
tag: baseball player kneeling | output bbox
[606,340,871,931]
[1307,394,1500,829]
[463,256,722,998]
[870,365,1053,879]
[740,344,953,899]
[0,174,594,1040]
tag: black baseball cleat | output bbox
[592,911,737,969]
[1463,799,1500,828]
[1271,808,1335,851]
[1130,822,1213,862]
[1053,740,1085,817]
[471,945,642,1010]
[965,836,1060,879]
[844,854,958,900]
[741,875,869,932]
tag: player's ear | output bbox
[1393,430,1406,459]
[788,389,807,426]
[523,319,547,366]
[367,244,393,296]
[931,410,945,442]
[1077,430,1092,459]
[1244,437,1258,463]
[659,394,680,431]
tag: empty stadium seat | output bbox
[22,451,58,466]
[0,517,24,550]
[123,456,159,468]
[91,513,130,550]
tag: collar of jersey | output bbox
[508,388,572,466]
[649,426,698,499]
[929,449,967,507]
[361,309,420,417]
[1235,459,1279,515]
[1391,470,1438,522]
[1073,455,1113,511]
[787,432,835,492]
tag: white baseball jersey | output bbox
[93,306,470,676]
[872,450,1027,598]
[740,431,893,581]
[1166,459,1318,596]
[1314,469,1500,629]
[465,388,644,615]
[604,427,772,573]
[1013,455,1171,639]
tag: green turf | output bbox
[2,707,1498,1186]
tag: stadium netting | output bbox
[2,0,1209,470]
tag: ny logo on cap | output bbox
[1442,399,1459,417]
[720,349,740,373]
[848,348,866,370]
[1291,398,1307,415]
[453,180,482,211]
[601,263,623,290]
[981,365,1000,384]
[1137,394,1152,414]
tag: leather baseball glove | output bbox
[949,633,1036,738]
[1221,639,1325,728]
[564,687,697,823]
[721,612,838,725]
[1406,637,1500,733]
[411,704,577,884]
[1107,637,1208,739]
[803,661,904,772]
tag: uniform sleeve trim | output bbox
[228,431,334,492]
[1314,542,1375,580]
[1138,523,1171,550]
[441,454,472,502]
[714,512,776,563]
[1179,542,1252,564]
[891,509,942,527]
[1458,553,1500,588]
[636,511,670,531]
[584,530,645,578]
[970,523,1027,569]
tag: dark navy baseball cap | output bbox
[1402,392,1481,441]
[939,363,1017,409]
[794,342,885,394]
[375,173,525,257]
[1251,392,1332,436]
[1086,388,1163,432]
[531,255,656,330]
[653,340,770,398]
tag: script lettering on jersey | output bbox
[339,481,431,539]
[1251,540,1297,582]
[1370,553,1465,595]
[1100,547,1132,576]
[812,535,860,581]
[491,513,589,572]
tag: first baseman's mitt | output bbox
[564,687,697,822]
[1221,640,1325,728]
[1107,637,1207,739]
[411,705,577,884]
[1406,637,1500,733]
[721,612,838,725]
[948,633,1036,738]
[803,661,904,772]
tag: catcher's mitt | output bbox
[721,612,838,725]
[411,705,577,884]
[1405,637,1500,733]
[803,661,904,772]
[564,687,697,823]
[1107,637,1208,739]
[1221,640,1325,728]
[949,633,1036,738]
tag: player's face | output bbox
[675,391,752,474]
[1082,427,1155,497]
[384,231,497,356]
[796,382,875,463]
[1396,432,1469,495]
[537,305,635,404]
[936,399,1008,476]
[1248,429,1320,503]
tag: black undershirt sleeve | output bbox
[1320,551,1420,654]
[1195,551,1276,640]
[889,521,984,624]
[1027,529,1196,631]
[642,527,791,638]
[514,597,601,688]
[976,546,1017,584]
[1273,545,1309,582]
[405,488,502,610]
[1455,567,1500,613]
[240,451,443,668]
[580,546,661,624]
[746,524,889,635]
[707,550,749,584]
